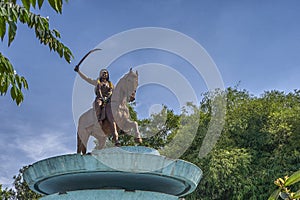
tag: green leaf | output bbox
[48,0,61,13]
[1,54,14,73]
[21,77,28,89]
[10,85,17,100]
[38,0,44,9]
[11,7,18,22]
[34,15,39,25]
[5,75,11,92]
[57,43,63,57]
[63,47,71,63]
[15,89,24,105]
[52,29,60,38]
[37,17,44,30]
[30,12,35,24]
[0,7,8,16]
[56,0,62,13]
[41,17,49,29]
[284,170,300,186]
[21,8,29,23]
[29,0,36,9]
[8,21,17,46]
[293,189,300,198]
[21,0,30,11]
[0,75,6,94]
[16,75,22,89]
[268,188,280,200]
[0,17,6,41]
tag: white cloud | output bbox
[0,121,75,188]
[0,176,13,188]
[16,130,74,161]
[0,154,20,188]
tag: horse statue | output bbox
[77,69,142,154]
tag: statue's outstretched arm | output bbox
[77,70,97,86]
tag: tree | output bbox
[0,184,13,199]
[0,0,73,105]
[0,166,42,200]
[182,89,300,200]
[121,88,300,199]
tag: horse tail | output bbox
[77,132,82,154]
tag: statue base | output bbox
[24,146,202,199]
[40,190,178,200]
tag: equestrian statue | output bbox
[74,49,142,154]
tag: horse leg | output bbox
[106,104,120,146]
[124,120,142,144]
[77,128,89,155]
[77,134,87,154]
[94,135,107,150]
[110,121,120,146]
[77,133,83,154]
[133,122,143,143]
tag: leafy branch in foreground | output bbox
[268,170,300,200]
[0,0,73,105]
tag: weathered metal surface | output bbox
[24,146,202,199]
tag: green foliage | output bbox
[0,0,73,105]
[0,53,28,105]
[269,170,300,200]
[121,88,300,199]
[181,88,300,199]
[139,105,181,149]
[0,166,42,200]
[191,148,254,200]
[119,104,181,148]
[0,184,14,200]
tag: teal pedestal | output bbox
[40,190,178,200]
[24,146,202,199]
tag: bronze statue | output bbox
[75,67,142,154]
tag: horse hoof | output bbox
[134,138,143,143]
[115,141,121,147]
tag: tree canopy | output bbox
[113,88,300,199]
[182,88,300,199]
[0,0,73,105]
[0,166,41,200]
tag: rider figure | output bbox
[75,68,114,122]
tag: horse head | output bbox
[124,68,138,102]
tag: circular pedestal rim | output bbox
[24,147,202,197]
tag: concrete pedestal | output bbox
[24,146,202,199]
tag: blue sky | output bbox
[1,0,300,188]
